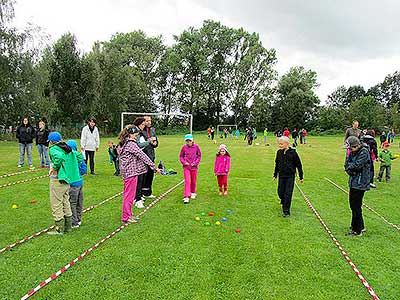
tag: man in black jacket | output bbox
[16,117,36,168]
[142,115,158,198]
[273,136,304,217]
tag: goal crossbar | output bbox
[217,124,238,136]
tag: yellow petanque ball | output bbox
[12,204,18,209]
[195,216,200,221]
[215,221,221,226]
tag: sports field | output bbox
[0,135,399,299]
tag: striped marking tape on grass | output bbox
[324,177,400,231]
[0,192,123,254]
[20,180,183,300]
[0,168,42,179]
[0,174,48,189]
[295,182,380,300]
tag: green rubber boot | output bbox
[64,216,72,233]
[47,219,64,235]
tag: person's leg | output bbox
[223,175,228,195]
[377,165,384,181]
[89,151,95,173]
[114,159,120,175]
[37,145,43,166]
[49,179,67,233]
[370,161,375,184]
[69,186,79,226]
[190,169,197,194]
[135,174,144,201]
[386,166,391,182]
[277,176,285,204]
[349,188,364,234]
[27,143,33,166]
[122,176,137,222]
[18,143,25,166]
[76,186,84,224]
[142,167,154,196]
[183,168,191,198]
[43,146,50,167]
[282,176,295,215]
[61,183,73,232]
[217,175,223,193]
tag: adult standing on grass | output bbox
[387,128,395,143]
[292,128,298,147]
[142,115,158,199]
[16,116,36,169]
[344,120,361,142]
[35,119,50,168]
[360,130,378,188]
[344,136,370,236]
[273,136,304,218]
[80,116,100,175]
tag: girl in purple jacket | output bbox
[214,144,231,196]
[179,134,202,204]
[118,126,160,223]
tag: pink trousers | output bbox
[122,176,138,222]
[217,175,228,192]
[183,169,197,198]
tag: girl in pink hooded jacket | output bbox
[179,134,202,204]
[214,144,231,196]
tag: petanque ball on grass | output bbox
[226,209,231,214]
[204,221,211,226]
[222,217,227,222]
[255,143,260,146]
[12,204,18,209]
[235,229,241,233]
[215,221,221,226]
[200,212,206,216]
[208,212,214,216]
[31,200,37,204]
[195,216,200,221]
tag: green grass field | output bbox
[0,135,399,299]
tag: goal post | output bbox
[121,112,193,134]
[217,124,238,137]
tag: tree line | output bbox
[1,0,399,134]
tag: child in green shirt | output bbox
[377,141,399,183]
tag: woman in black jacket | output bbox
[16,117,36,168]
[36,119,50,168]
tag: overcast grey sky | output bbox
[13,0,400,102]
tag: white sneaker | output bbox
[17,165,22,168]
[370,183,376,188]
[190,193,197,199]
[183,197,190,204]
[146,194,156,199]
[135,200,145,208]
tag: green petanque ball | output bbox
[204,221,211,226]
[200,212,206,216]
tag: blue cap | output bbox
[66,139,78,150]
[48,131,62,143]
[184,134,193,141]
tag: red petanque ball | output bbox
[235,229,241,233]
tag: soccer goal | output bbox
[217,124,238,138]
[121,112,193,134]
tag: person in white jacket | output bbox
[80,116,100,174]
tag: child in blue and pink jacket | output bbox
[179,134,202,204]
[214,144,231,196]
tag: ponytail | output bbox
[118,124,134,147]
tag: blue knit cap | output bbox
[48,131,62,143]
[66,139,78,151]
[184,134,193,141]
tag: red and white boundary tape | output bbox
[0,192,123,254]
[324,177,400,231]
[0,168,42,179]
[20,180,183,300]
[0,174,48,189]
[295,183,380,300]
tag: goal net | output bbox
[217,124,238,139]
[121,112,193,135]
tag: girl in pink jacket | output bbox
[179,134,202,204]
[214,144,231,196]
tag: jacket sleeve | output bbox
[80,127,87,148]
[151,128,158,149]
[193,145,202,166]
[295,152,304,180]
[136,135,150,149]
[79,161,87,176]
[95,127,100,148]
[179,147,186,165]
[16,126,20,140]
[214,157,218,174]
[226,156,231,173]
[345,149,369,173]
[50,148,63,171]
[133,146,155,169]
[273,152,279,178]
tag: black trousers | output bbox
[135,174,144,201]
[278,176,295,215]
[142,166,154,196]
[85,150,95,173]
[113,159,120,175]
[369,161,374,184]
[349,188,365,234]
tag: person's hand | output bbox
[96,147,99,152]
[300,179,304,184]
[272,176,277,181]
[49,169,58,176]
[191,163,195,167]
[81,147,84,152]
[155,168,162,174]
[184,162,189,166]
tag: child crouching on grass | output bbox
[67,140,87,228]
[214,144,231,196]
[179,134,202,204]
[47,132,84,235]
[118,126,160,224]
[273,136,304,218]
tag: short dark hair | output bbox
[133,117,145,126]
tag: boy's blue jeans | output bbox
[18,143,33,166]
[37,144,50,166]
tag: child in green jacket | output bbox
[377,141,399,183]
[47,132,84,235]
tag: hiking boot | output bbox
[64,216,72,233]
[135,200,144,209]
[48,219,64,235]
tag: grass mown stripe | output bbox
[324,177,400,231]
[0,174,48,189]
[0,192,123,253]
[295,182,380,300]
[19,180,183,300]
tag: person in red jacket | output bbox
[214,144,231,196]
[283,127,290,138]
